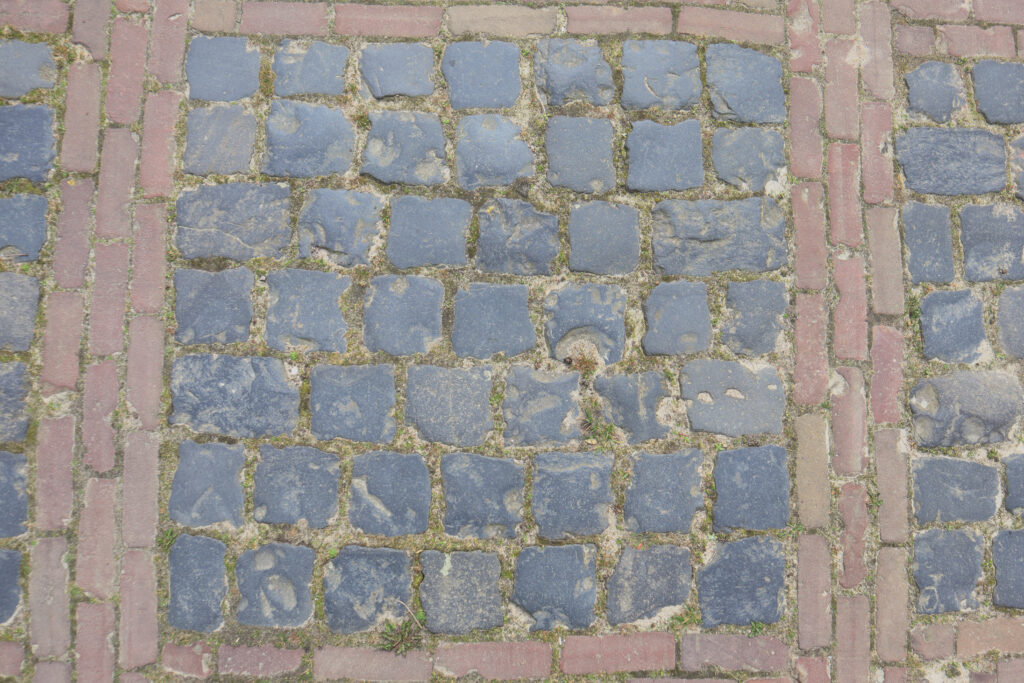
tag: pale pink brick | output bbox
[860,2,894,100]
[193,0,236,31]
[0,642,22,678]
[61,63,101,173]
[83,360,118,473]
[447,6,558,37]
[30,537,70,658]
[0,0,69,32]
[566,7,672,35]
[34,662,71,682]
[790,77,823,179]
[836,596,870,683]
[127,315,164,431]
[219,645,305,677]
[40,292,84,396]
[832,366,867,475]
[239,1,328,35]
[679,634,789,671]
[95,128,138,240]
[163,643,213,679]
[435,642,552,680]
[938,25,1016,58]
[131,203,168,314]
[677,6,785,44]
[911,624,955,660]
[871,326,904,425]
[839,482,868,588]
[53,178,94,290]
[867,205,903,314]
[36,417,75,531]
[828,143,862,248]
[821,0,855,34]
[88,242,130,356]
[334,4,442,37]
[825,39,858,141]
[798,534,832,650]
[76,602,116,683]
[999,659,1024,680]
[561,634,675,674]
[893,0,969,20]
[795,293,828,406]
[150,0,189,84]
[119,550,158,669]
[877,547,910,663]
[72,0,109,60]
[117,0,150,10]
[976,0,1024,23]
[885,667,909,683]
[788,0,821,72]
[139,90,183,198]
[314,648,432,681]
[77,478,118,599]
[862,102,894,206]
[896,25,935,55]
[106,18,148,125]
[793,182,827,289]
[876,429,908,543]
[123,431,158,548]
[796,413,829,529]
[795,657,830,683]
[834,256,867,360]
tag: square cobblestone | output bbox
[452,284,535,359]
[362,111,446,185]
[0,106,54,182]
[0,40,55,98]
[913,529,983,614]
[186,36,260,101]
[513,545,596,631]
[420,551,502,634]
[594,372,670,444]
[406,366,492,446]
[476,199,558,275]
[169,534,226,633]
[349,451,430,536]
[607,546,691,625]
[254,445,339,528]
[0,273,38,352]
[641,281,711,356]
[442,41,520,109]
[442,453,524,539]
[568,202,639,275]
[0,195,47,262]
[360,43,434,98]
[297,189,383,265]
[387,196,470,268]
[309,364,396,443]
[323,547,410,634]
[363,275,443,355]
[173,267,253,345]
[621,40,700,110]
[266,269,350,353]
[533,452,613,539]
[546,116,615,194]
[184,105,256,175]
[698,536,785,627]
[534,39,613,106]
[544,284,626,365]
[455,115,532,191]
[175,183,291,261]
[0,452,26,538]
[624,450,703,533]
[706,44,785,123]
[236,543,314,628]
[265,100,354,177]
[502,366,580,446]
[273,40,349,96]
[626,120,703,191]
[712,445,790,532]
[168,441,245,528]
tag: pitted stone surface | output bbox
[546,116,615,194]
[476,199,558,275]
[349,451,430,536]
[273,40,350,96]
[961,203,1024,282]
[534,39,613,106]
[0,363,28,443]
[452,284,535,359]
[236,543,314,628]
[0,550,18,624]
[174,267,254,345]
[363,275,443,355]
[420,551,502,634]
[362,111,446,185]
[0,194,47,262]
[607,546,691,625]
[0,452,26,538]
[973,61,1024,124]
[0,41,55,98]
[903,201,955,284]
[360,43,434,98]
[544,284,627,365]
[627,119,703,191]
[265,100,354,177]
[184,105,256,175]
[642,280,712,356]
[1005,453,1024,514]
[705,44,785,124]
[568,201,640,275]
[712,128,786,192]
[999,286,1024,359]
[896,128,1006,196]
[254,446,339,528]
[722,280,786,356]
[297,189,383,264]
[169,441,245,528]
[621,40,700,110]
[323,546,410,634]
[442,453,524,539]
[0,273,38,351]
[513,544,596,631]
[1015,135,1024,201]
[266,269,350,353]
[624,450,703,533]
[186,36,260,101]
[913,456,998,524]
[920,290,985,362]
[455,115,532,191]
[443,41,521,109]
[169,534,227,633]
[652,198,786,276]
[0,106,54,182]
[909,371,1024,447]
[502,366,580,446]
[994,530,1024,608]
[533,452,613,539]
[713,445,790,532]
[406,366,492,446]
[914,529,983,614]
[170,355,299,438]
[680,360,785,436]
[176,183,291,260]
[699,536,784,627]
[594,372,670,444]
[387,196,470,268]
[310,364,396,443]
[906,61,966,123]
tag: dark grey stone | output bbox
[994,530,1024,608]
[0,550,18,624]
[642,281,711,355]
[534,39,613,106]
[712,128,785,192]
[1005,453,1024,514]
[533,452,613,539]
[713,445,789,532]
[627,119,703,191]
[455,115,532,191]
[186,36,260,101]
[170,355,299,438]
[962,203,1024,282]
[360,43,434,98]
[594,372,669,444]
[0,40,55,97]
[362,111,446,185]
[1014,135,1024,201]
[0,273,38,351]
[903,201,955,284]
[184,105,256,175]
[705,44,785,124]
[722,280,786,356]
[896,128,1006,196]
[913,456,997,524]
[621,40,700,110]
[910,371,1023,447]
[363,275,443,355]
[502,366,580,446]
[254,445,339,528]
[236,543,314,628]
[420,551,502,634]
[0,194,47,262]
[913,529,982,614]
[652,198,786,276]
[607,546,691,625]
[324,546,410,633]
[265,100,355,177]
[0,106,54,182]
[298,189,383,265]
[273,40,349,96]
[512,545,596,631]
[905,61,966,123]
[476,199,558,275]
[0,452,26,537]
[169,535,226,632]
[406,366,492,446]
[169,440,245,528]
[1001,286,1024,359]
[442,453,524,539]
[680,360,784,436]
[0,363,28,443]
[173,267,253,345]
[175,183,291,260]
[309,364,396,443]
[624,450,703,533]
[266,269,349,353]
[442,41,520,109]
[387,196,470,268]
[452,284,535,359]
[349,451,430,536]
[544,284,626,365]
[974,60,1024,124]
[920,290,985,362]
[568,201,639,275]
[546,116,615,194]
[698,536,784,627]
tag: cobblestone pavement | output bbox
[3,0,1024,681]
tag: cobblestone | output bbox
[322,546,411,633]
[174,267,253,345]
[310,364,396,443]
[913,456,998,524]
[0,105,54,182]
[0,194,47,262]
[184,105,256,175]
[920,290,986,363]
[236,543,314,628]
[0,40,54,97]
[624,450,702,533]
[713,445,790,532]
[698,536,785,627]
[273,40,349,96]
[994,531,1024,608]
[973,61,1024,124]
[626,120,703,192]
[962,203,1024,281]
[513,544,596,631]
[641,280,711,355]
[544,284,626,365]
[452,284,534,359]
[456,115,532,191]
[0,363,28,443]
[186,36,260,101]
[363,275,442,355]
[905,61,965,122]
[680,360,785,436]
[349,451,430,535]
[534,39,613,106]
[176,183,291,260]
[914,529,983,614]
[910,371,1024,447]
[406,366,492,446]
[0,550,19,624]
[712,127,785,192]
[0,273,37,351]
[265,100,355,177]
[477,198,558,275]
[621,40,700,110]
[360,43,433,98]
[388,196,470,268]
[442,452,524,539]
[594,372,670,444]
[0,452,25,538]
[501,366,579,446]
[546,116,615,194]
[266,269,350,353]
[606,546,690,625]
[902,201,954,284]
[168,534,226,633]
[443,41,520,109]
[254,445,339,528]
[533,452,612,539]
[169,441,245,528]
[297,188,382,264]
[705,44,785,123]
[420,551,502,634]
[568,201,640,275]
[722,280,786,356]
[896,127,1006,195]
[362,111,446,185]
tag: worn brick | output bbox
[567,7,672,35]
[999,659,1024,680]
[72,0,109,60]
[150,0,189,84]
[53,179,93,290]
[872,326,903,425]
[83,361,117,473]
[61,63,101,173]
[828,143,862,247]
[885,669,909,683]
[678,7,785,44]
[958,619,1024,657]
[938,25,1016,58]
[219,645,305,677]
[839,483,868,589]
[448,6,558,37]
[76,602,115,683]
[834,257,867,359]
[793,182,826,289]
[825,40,858,141]
[30,537,69,658]
[127,316,163,431]
[679,634,789,671]
[911,624,954,660]
[0,0,69,33]
[435,642,552,680]
[163,643,213,679]
[875,428,908,543]
[790,77,823,179]
[976,0,1024,23]
[0,642,21,677]
[106,18,147,126]
[314,647,432,681]
[89,243,130,356]
[862,104,894,206]
[139,90,182,199]
[34,662,71,682]
[788,0,821,72]
[795,294,827,406]
[860,2,894,100]
[36,417,74,531]
[131,203,167,315]
[896,25,935,55]
[822,0,855,33]
[123,430,158,548]
[798,534,832,651]
[40,292,84,396]
[877,547,909,663]
[836,596,869,683]
[832,367,867,475]
[893,0,968,20]
[95,128,137,240]
[239,1,328,35]
[795,413,829,529]
[867,207,902,315]
[119,550,157,668]
[77,478,117,599]
[335,5,441,37]
[796,657,829,683]
[561,634,674,675]
[117,0,150,10]
[193,0,237,31]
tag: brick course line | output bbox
[333,4,442,38]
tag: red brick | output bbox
[219,645,305,677]
[53,178,93,290]
[795,657,830,683]
[0,0,69,32]
[876,428,908,543]
[911,624,954,660]
[788,0,821,72]
[938,25,1016,58]
[872,326,903,425]
[790,77,823,179]
[796,413,829,529]
[123,430,158,548]
[106,18,147,125]
[193,0,237,31]
[867,206,902,315]
[885,669,909,683]
[836,596,869,683]
[834,256,867,359]
[61,63,101,173]
[793,182,826,289]
[76,602,115,683]
[859,2,894,100]
[832,366,867,475]
[36,417,75,531]
[677,7,785,44]
[862,104,894,206]
[821,0,855,33]
[30,537,69,658]
[150,0,189,84]
[828,143,862,248]
[119,550,158,669]
[561,633,674,674]
[131,203,168,315]
[999,659,1024,680]
[838,482,868,588]
[40,292,84,396]
[893,0,969,20]
[83,361,117,472]
[977,0,1024,24]
[876,547,909,663]
[139,90,183,198]
[679,634,789,671]
[239,1,328,35]
[163,643,213,679]
[95,128,138,240]
[127,315,164,431]
[0,643,21,677]
[89,242,130,356]
[72,0,109,60]
[447,6,558,37]
[959,619,1024,657]
[795,293,827,406]
[116,0,150,10]
[314,647,432,681]
[77,477,118,599]
[567,7,672,34]
[971,671,997,683]
[34,662,71,682]
[825,40,858,141]
[435,642,551,680]
[895,25,935,55]
[334,4,441,37]
[798,534,832,650]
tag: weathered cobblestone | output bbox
[641,281,711,355]
[168,441,245,528]
[994,531,1024,608]
[360,43,434,98]
[173,267,253,345]
[0,452,26,538]
[0,550,18,624]
[175,183,291,260]
[0,194,47,262]
[476,199,558,275]
[0,363,28,443]
[273,40,349,96]
[452,284,534,359]
[913,456,998,524]
[913,529,983,614]
[455,115,532,191]
[533,452,613,539]
[254,446,339,528]
[442,452,524,539]
[406,366,492,446]
[442,41,521,109]
[546,116,615,194]
[349,452,430,536]
[420,551,502,634]
[501,366,579,446]
[712,127,785,192]
[387,196,470,268]
[544,284,626,364]
[721,280,786,356]
[568,201,639,275]
[310,364,396,443]
[236,543,314,628]
[621,40,700,110]
[297,189,383,264]
[185,36,260,101]
[184,105,255,175]
[594,372,670,444]
[905,61,965,122]
[265,100,354,177]
[266,269,350,353]
[920,290,986,362]
[363,275,443,355]
[168,535,226,632]
[0,273,37,352]
[513,545,596,631]
[962,203,1024,281]
[910,371,1024,447]
[713,445,790,532]
[607,546,691,625]
[624,450,702,533]
[1005,453,1024,514]
[698,536,785,627]
[973,61,1024,124]
[896,128,1006,195]
[534,39,613,106]
[902,201,955,284]
[626,120,703,191]
[705,44,785,123]
[323,546,410,634]
[680,360,785,436]
[0,40,55,97]
[361,111,446,185]
[0,105,54,182]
